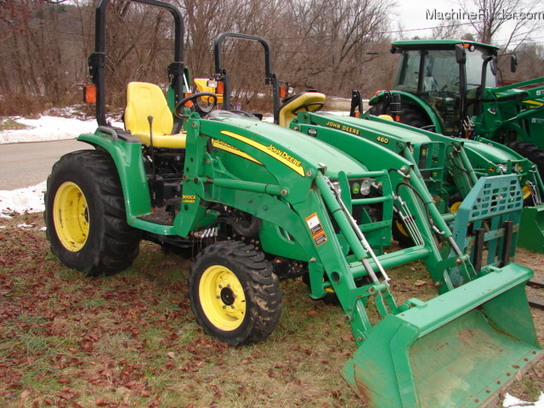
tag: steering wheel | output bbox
[291,101,325,115]
[174,92,218,118]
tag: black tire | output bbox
[505,141,544,179]
[189,240,282,346]
[367,102,433,130]
[44,150,141,276]
[391,212,415,248]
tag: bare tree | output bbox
[432,20,464,39]
[279,0,394,95]
[458,0,541,48]
[0,1,85,106]
[0,0,468,116]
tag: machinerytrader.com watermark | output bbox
[426,8,544,20]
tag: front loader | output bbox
[44,7,541,408]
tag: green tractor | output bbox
[367,39,544,174]
[45,4,541,408]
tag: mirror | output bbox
[511,55,518,73]
[455,44,466,64]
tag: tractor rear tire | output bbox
[367,102,433,130]
[44,149,141,276]
[189,240,282,346]
[505,141,544,179]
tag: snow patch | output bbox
[0,181,46,216]
[0,115,96,144]
[503,392,544,407]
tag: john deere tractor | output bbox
[293,110,544,252]
[367,39,544,175]
[45,4,541,408]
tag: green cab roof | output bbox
[391,39,499,51]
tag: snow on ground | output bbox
[0,115,96,144]
[0,181,46,218]
[504,392,544,408]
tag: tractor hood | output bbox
[321,113,434,146]
[462,138,520,164]
[201,114,369,178]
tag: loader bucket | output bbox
[518,205,544,252]
[343,264,542,408]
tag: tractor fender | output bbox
[465,137,523,162]
[493,122,530,144]
[78,131,152,223]
[370,90,443,134]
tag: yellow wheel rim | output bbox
[53,182,90,252]
[522,185,531,200]
[395,220,409,237]
[199,265,246,331]
[450,201,462,213]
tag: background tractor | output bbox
[333,39,544,253]
[366,39,544,176]
[44,5,542,408]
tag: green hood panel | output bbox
[462,139,519,163]
[321,113,434,145]
[205,115,369,177]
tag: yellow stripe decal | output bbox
[211,139,262,164]
[220,130,305,176]
[523,100,544,106]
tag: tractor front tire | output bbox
[391,213,415,248]
[505,141,544,179]
[189,240,282,346]
[44,149,140,276]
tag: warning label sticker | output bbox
[306,213,328,246]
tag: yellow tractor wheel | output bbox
[52,181,90,252]
[45,150,140,275]
[198,265,247,331]
[189,240,281,346]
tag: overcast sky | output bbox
[394,0,543,47]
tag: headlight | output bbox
[360,179,372,196]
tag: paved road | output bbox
[0,139,91,190]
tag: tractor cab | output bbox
[383,40,499,136]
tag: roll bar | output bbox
[213,33,281,123]
[88,0,185,126]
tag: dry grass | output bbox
[0,119,29,132]
[1,212,544,407]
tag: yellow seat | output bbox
[378,114,395,121]
[278,91,326,127]
[194,78,224,103]
[124,82,187,149]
